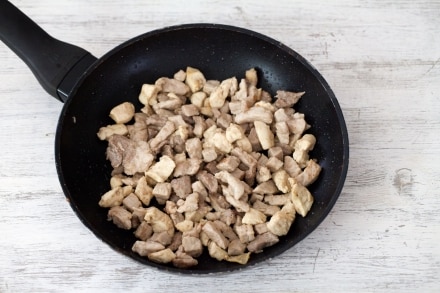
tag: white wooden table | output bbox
[1,0,439,292]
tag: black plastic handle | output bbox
[0,1,97,102]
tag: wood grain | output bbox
[1,0,439,292]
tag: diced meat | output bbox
[109,102,135,124]
[202,221,229,250]
[173,158,202,177]
[107,206,132,230]
[182,235,203,257]
[122,193,142,212]
[134,221,153,241]
[150,231,173,246]
[132,240,165,257]
[228,239,246,256]
[274,90,304,108]
[234,224,255,243]
[170,176,192,199]
[148,248,176,263]
[234,106,273,124]
[247,232,279,253]
[155,77,189,96]
[197,171,219,194]
[295,159,322,187]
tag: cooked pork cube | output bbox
[107,206,132,230]
[182,236,203,257]
[145,155,176,183]
[170,176,192,199]
[134,221,153,241]
[150,231,173,246]
[109,102,135,124]
[155,77,189,96]
[295,159,322,187]
[97,124,128,140]
[152,182,172,204]
[274,90,304,108]
[227,239,247,256]
[185,66,206,93]
[144,206,175,237]
[289,179,314,217]
[148,248,176,263]
[99,187,125,208]
[122,193,142,212]
[132,240,165,257]
[247,232,279,253]
[202,221,229,250]
[234,224,255,243]
[172,252,198,268]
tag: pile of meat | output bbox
[97,67,321,268]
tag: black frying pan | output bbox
[0,1,349,274]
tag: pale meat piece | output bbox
[207,241,229,261]
[152,182,172,204]
[148,248,176,263]
[234,224,255,243]
[149,120,176,151]
[145,155,176,183]
[132,240,165,257]
[185,137,202,159]
[284,156,302,177]
[241,208,266,225]
[109,102,135,124]
[253,200,280,216]
[122,140,154,175]
[289,179,314,217]
[253,180,279,195]
[155,77,189,96]
[182,235,203,257]
[149,231,173,246]
[170,176,192,199]
[106,134,132,168]
[247,232,279,253]
[139,84,160,106]
[266,201,296,236]
[226,252,251,265]
[122,193,142,212]
[144,206,175,237]
[216,156,241,172]
[134,221,153,241]
[234,106,273,124]
[295,159,322,187]
[202,221,230,250]
[215,171,245,200]
[173,158,202,177]
[107,206,132,230]
[185,66,206,93]
[134,176,154,206]
[181,104,200,116]
[253,121,275,150]
[172,252,198,268]
[97,124,128,141]
[197,170,219,194]
[274,90,304,108]
[99,186,125,208]
[227,239,247,256]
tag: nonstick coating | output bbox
[55,23,349,274]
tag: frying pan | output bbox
[0,1,349,273]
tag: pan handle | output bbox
[0,1,97,102]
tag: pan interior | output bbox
[56,24,348,273]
